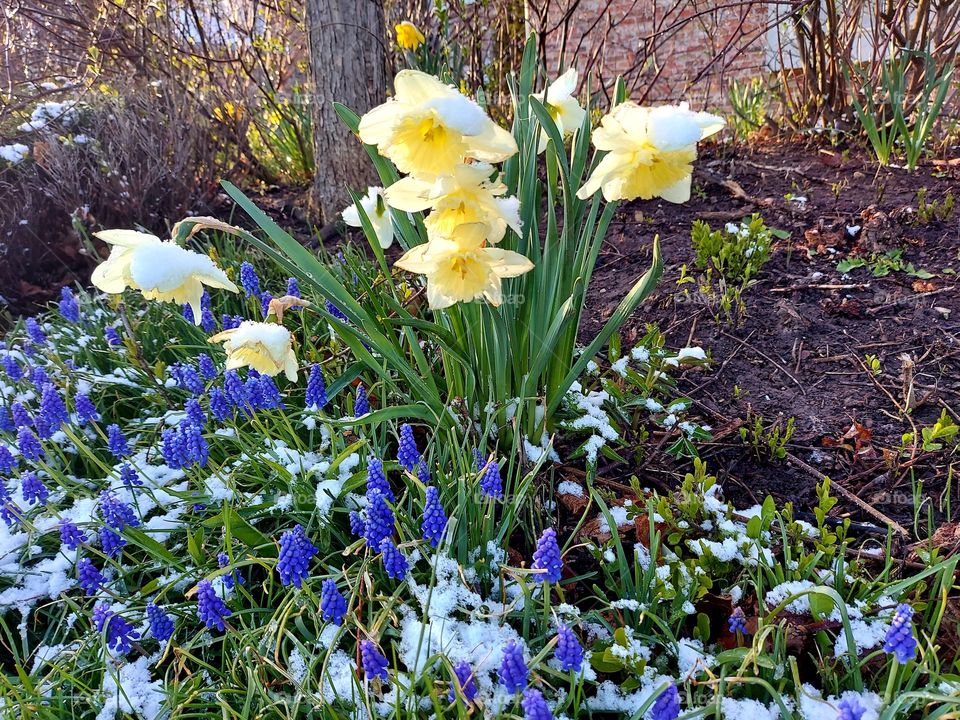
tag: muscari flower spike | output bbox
[99,527,126,558]
[359,639,389,681]
[319,578,348,625]
[305,364,327,410]
[223,370,249,410]
[363,490,395,548]
[2,354,23,381]
[106,424,131,459]
[286,277,301,298]
[185,398,207,427]
[421,486,447,547]
[11,402,32,428]
[17,426,44,461]
[197,353,217,380]
[397,423,420,471]
[651,682,681,720]
[449,661,478,704]
[0,485,20,526]
[532,527,563,583]
[0,445,17,474]
[77,558,106,595]
[26,318,47,345]
[0,407,13,433]
[60,520,88,550]
[498,641,528,693]
[239,261,261,298]
[837,697,866,720]
[217,552,245,589]
[277,524,319,588]
[74,393,100,424]
[175,364,205,396]
[348,511,366,537]
[21,472,48,506]
[521,688,553,720]
[366,457,393,501]
[59,287,80,322]
[325,300,348,322]
[257,374,283,409]
[147,602,175,643]
[99,491,139,530]
[477,453,503,499]
[40,383,69,429]
[208,387,232,422]
[555,624,584,672]
[379,538,409,580]
[353,383,369,416]
[729,606,748,635]
[883,603,918,663]
[104,326,122,347]
[196,579,232,631]
[93,603,140,655]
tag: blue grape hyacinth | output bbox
[286,277,300,298]
[449,661,478,704]
[359,639,389,681]
[651,683,681,720]
[521,688,553,720]
[197,353,217,380]
[397,423,420,471]
[77,558,106,595]
[17,427,44,461]
[277,524,318,588]
[305,364,327,410]
[421,486,447,547]
[531,527,563,583]
[40,383,69,430]
[21,471,48,506]
[196,579,232,631]
[92,603,140,655]
[883,603,918,663]
[60,520,88,550]
[74,393,100,424]
[379,538,408,580]
[320,578,348,625]
[837,697,866,720]
[106,424,131,459]
[99,491,139,530]
[0,445,14,474]
[353,383,369,416]
[555,624,584,672]
[147,602,175,643]
[478,455,503,499]
[239,261,261,298]
[729,607,748,635]
[208,387,232,422]
[498,641,528,693]
[118,464,141,489]
[217,552,245,590]
[104,326,122,346]
[25,318,46,345]
[363,491,394,548]
[99,527,126,558]
[366,457,394,501]
[59,287,80,322]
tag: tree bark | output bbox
[306,0,387,223]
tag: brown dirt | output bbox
[585,136,960,530]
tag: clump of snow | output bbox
[0,143,29,164]
[96,656,165,720]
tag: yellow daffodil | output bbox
[395,21,425,51]
[208,321,299,381]
[576,102,725,203]
[91,229,237,323]
[394,222,533,309]
[341,187,395,249]
[532,68,586,153]
[358,70,517,176]
[384,162,521,244]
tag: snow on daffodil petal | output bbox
[342,187,395,249]
[384,163,521,244]
[394,222,532,309]
[91,229,237,323]
[532,68,586,153]
[576,102,725,203]
[358,70,517,176]
[208,321,299,381]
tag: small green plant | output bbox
[687,214,782,324]
[915,187,954,224]
[849,50,954,170]
[902,408,959,452]
[739,412,795,461]
[247,90,315,185]
[837,248,933,278]
[864,353,882,376]
[726,77,767,140]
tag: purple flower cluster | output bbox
[531,528,563,583]
[277,525,318,588]
[104,326,122,346]
[182,290,216,332]
[161,421,209,469]
[17,427,44,461]
[379,538,408,580]
[651,683,681,720]
[360,639,389,680]
[449,661,478,704]
[0,445,15,474]
[554,624,584,672]
[397,423,420,471]
[240,262,261,298]
[362,491,395,548]
[521,689,553,720]
[728,607,748,635]
[77,558,106,595]
[21,472,48,506]
[476,451,503,499]
[92,603,140,654]
[353,384,369,416]
[498,641,528,693]
[883,603,918,663]
[59,287,80,322]
[147,602,175,643]
[838,697,866,720]
[197,354,217,380]
[106,424,130,459]
[60,520,88,550]
[305,365,327,410]
[366,458,393,501]
[99,527,126,558]
[421,486,447,547]
[26,318,47,345]
[99,491,139,530]
[196,579,232,631]
[74,393,100,424]
[217,552,245,590]
[320,578,348,625]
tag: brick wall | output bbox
[532,0,777,107]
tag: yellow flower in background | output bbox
[385,162,521,244]
[341,186,395,249]
[209,321,299,381]
[358,70,517,176]
[91,229,237,323]
[532,68,586,153]
[394,222,533,309]
[576,102,725,203]
[395,21,425,51]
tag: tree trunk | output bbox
[306,0,387,223]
